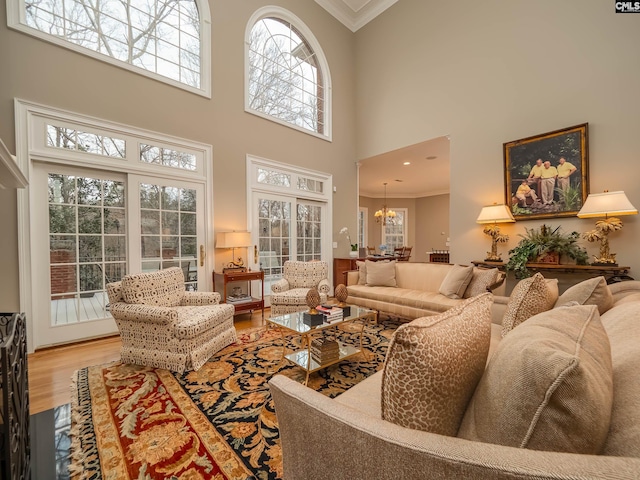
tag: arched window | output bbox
[8,0,211,96]
[246,7,331,140]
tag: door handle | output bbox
[254,245,258,264]
[200,245,205,266]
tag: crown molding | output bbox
[315,0,398,32]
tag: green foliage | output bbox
[506,224,589,279]
[555,181,582,211]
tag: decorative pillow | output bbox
[458,305,613,454]
[501,273,558,337]
[438,265,474,299]
[463,267,499,298]
[555,276,614,314]
[356,260,367,285]
[381,293,493,436]
[365,260,397,287]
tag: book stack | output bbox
[310,337,340,365]
[226,293,253,304]
[316,305,343,323]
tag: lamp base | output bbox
[591,262,619,267]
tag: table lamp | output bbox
[578,191,637,265]
[476,203,515,262]
[216,231,252,270]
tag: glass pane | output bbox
[78,206,102,234]
[78,236,102,262]
[180,188,196,211]
[49,205,76,234]
[142,261,161,273]
[103,180,125,207]
[181,237,196,257]
[180,212,196,235]
[104,262,126,284]
[162,236,179,258]
[104,208,126,234]
[79,263,103,292]
[141,210,160,234]
[141,236,161,258]
[50,265,77,295]
[162,211,180,235]
[104,236,126,262]
[161,186,180,210]
[50,236,76,263]
[48,174,75,204]
[140,183,160,209]
[77,177,102,205]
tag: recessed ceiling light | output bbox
[403,161,410,165]
[426,156,437,160]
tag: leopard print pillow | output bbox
[501,273,558,337]
[381,293,493,436]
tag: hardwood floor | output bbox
[28,310,267,414]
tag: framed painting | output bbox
[504,123,589,221]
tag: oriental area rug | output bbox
[69,317,401,480]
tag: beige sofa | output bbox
[269,281,640,479]
[345,261,505,320]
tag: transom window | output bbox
[9,0,210,96]
[246,7,331,140]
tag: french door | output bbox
[31,164,206,347]
[248,192,326,300]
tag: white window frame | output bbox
[244,6,332,141]
[14,99,214,352]
[358,206,368,250]
[381,207,408,250]
[6,0,212,98]
[246,154,333,278]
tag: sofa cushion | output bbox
[346,285,460,313]
[121,267,184,307]
[555,276,614,314]
[458,304,613,454]
[501,273,558,337]
[438,264,474,299]
[600,301,640,458]
[381,293,492,436]
[365,260,397,287]
[271,288,323,306]
[463,267,499,298]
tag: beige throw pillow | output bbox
[555,276,614,314]
[438,264,474,299]
[382,293,493,436]
[356,260,367,285]
[365,260,396,287]
[458,305,613,454]
[463,267,499,298]
[501,273,558,337]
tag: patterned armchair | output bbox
[106,267,237,373]
[270,261,331,316]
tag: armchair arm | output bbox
[180,291,221,306]
[317,278,331,295]
[109,303,178,325]
[271,278,290,293]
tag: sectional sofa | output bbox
[270,278,640,479]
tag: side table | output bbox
[213,270,265,321]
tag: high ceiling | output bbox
[358,136,450,198]
[315,0,398,32]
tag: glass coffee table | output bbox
[266,306,377,385]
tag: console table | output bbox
[471,261,633,284]
[213,270,264,320]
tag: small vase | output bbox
[349,251,358,258]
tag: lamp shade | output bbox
[216,231,252,248]
[476,204,515,224]
[577,191,638,218]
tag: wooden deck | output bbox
[50,292,110,325]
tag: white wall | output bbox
[355,0,640,273]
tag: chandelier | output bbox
[374,183,397,225]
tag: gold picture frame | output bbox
[504,123,589,221]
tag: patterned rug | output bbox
[69,317,401,479]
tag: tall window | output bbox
[10,0,210,95]
[246,7,331,139]
[382,208,407,251]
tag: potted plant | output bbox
[506,224,589,279]
[340,227,359,257]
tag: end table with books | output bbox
[213,269,264,320]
